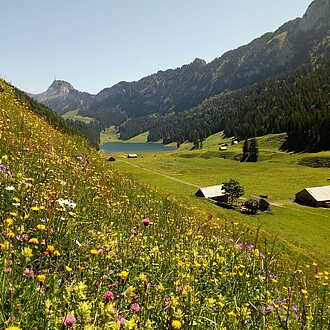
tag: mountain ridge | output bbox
[30,79,95,116]
[29,0,330,142]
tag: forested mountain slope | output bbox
[129,57,330,151]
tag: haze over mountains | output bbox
[30,0,330,148]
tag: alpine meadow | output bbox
[1,0,330,329]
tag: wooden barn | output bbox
[195,185,228,203]
[127,154,138,158]
[295,185,330,207]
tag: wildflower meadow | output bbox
[0,79,329,329]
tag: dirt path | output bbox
[119,160,200,188]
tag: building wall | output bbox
[295,190,318,207]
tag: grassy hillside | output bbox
[1,80,329,329]
[62,109,94,123]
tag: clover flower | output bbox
[62,315,76,327]
[117,315,126,326]
[130,303,140,313]
[141,218,150,226]
[103,290,114,302]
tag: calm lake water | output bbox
[101,142,176,153]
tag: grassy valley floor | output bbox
[103,133,330,268]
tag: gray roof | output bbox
[197,185,226,198]
[303,185,330,202]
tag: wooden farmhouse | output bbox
[195,185,228,203]
[295,185,330,207]
[127,154,138,158]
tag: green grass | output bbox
[100,127,149,144]
[100,126,121,143]
[1,78,329,329]
[107,134,330,268]
[61,109,94,123]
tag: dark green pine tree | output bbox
[241,138,250,162]
[248,137,259,162]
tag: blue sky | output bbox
[0,0,312,94]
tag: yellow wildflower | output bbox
[37,274,46,283]
[65,265,73,272]
[171,320,182,329]
[29,238,39,244]
[6,218,14,225]
[6,231,15,238]
[301,289,308,295]
[37,224,46,230]
[53,250,60,257]
[90,249,98,255]
[22,247,33,259]
[119,270,129,280]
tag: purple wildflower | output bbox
[292,305,299,311]
[265,305,274,311]
[142,218,151,226]
[130,303,140,313]
[177,285,184,293]
[259,252,265,259]
[103,291,114,302]
[62,315,76,327]
[117,315,126,326]
[24,268,35,279]
[235,243,244,249]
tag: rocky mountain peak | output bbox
[299,0,330,32]
[48,80,74,95]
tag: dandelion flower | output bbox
[37,274,46,283]
[119,270,129,281]
[171,320,182,329]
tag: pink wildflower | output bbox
[103,290,114,302]
[62,315,76,327]
[141,218,150,226]
[130,303,140,313]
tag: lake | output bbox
[101,142,176,153]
